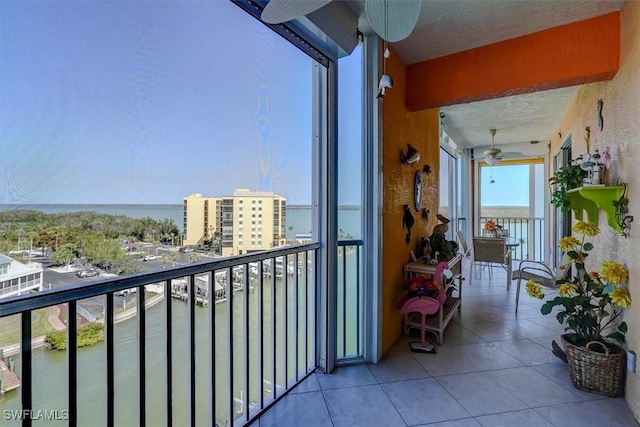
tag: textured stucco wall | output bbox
[381,50,440,355]
[549,0,639,419]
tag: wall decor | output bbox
[400,144,420,164]
[402,204,415,244]
[614,183,633,238]
[423,164,431,174]
[597,98,604,131]
[414,170,423,211]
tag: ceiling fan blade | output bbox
[365,0,422,42]
[261,0,333,24]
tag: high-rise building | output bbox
[183,189,286,256]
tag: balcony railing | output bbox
[479,216,545,261]
[336,239,363,362]
[0,243,319,427]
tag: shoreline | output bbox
[0,292,165,358]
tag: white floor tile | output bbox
[436,372,528,416]
[324,384,406,427]
[383,378,470,425]
[367,351,430,383]
[316,364,377,390]
[534,401,628,426]
[412,342,523,376]
[259,391,332,427]
[475,408,554,426]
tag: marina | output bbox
[0,359,20,396]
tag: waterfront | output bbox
[0,275,310,426]
[0,248,360,426]
[0,204,362,240]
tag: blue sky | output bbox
[481,164,530,206]
[0,0,363,206]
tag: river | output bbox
[0,249,359,426]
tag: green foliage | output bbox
[45,322,105,350]
[531,222,632,346]
[49,244,77,265]
[550,158,587,213]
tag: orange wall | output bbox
[549,1,639,420]
[406,12,620,110]
[381,50,440,354]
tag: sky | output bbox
[479,162,546,220]
[480,164,531,206]
[0,0,363,206]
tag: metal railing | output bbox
[479,216,545,261]
[336,239,363,362]
[0,243,319,427]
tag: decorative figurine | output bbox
[377,74,393,99]
[400,144,420,164]
[402,204,415,245]
[428,214,458,261]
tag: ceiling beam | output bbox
[405,12,620,111]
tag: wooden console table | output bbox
[402,254,462,344]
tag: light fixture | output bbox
[483,129,502,166]
[485,155,500,166]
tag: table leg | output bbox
[506,251,512,290]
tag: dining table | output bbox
[473,236,520,288]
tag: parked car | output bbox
[96,261,112,271]
[143,255,157,261]
[179,247,194,253]
[76,269,99,278]
[117,287,137,297]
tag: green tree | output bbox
[50,244,77,270]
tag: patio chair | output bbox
[512,259,564,314]
[456,230,471,271]
[471,237,510,288]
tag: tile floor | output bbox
[258,265,640,427]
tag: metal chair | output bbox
[456,230,471,270]
[512,259,563,314]
[471,237,510,288]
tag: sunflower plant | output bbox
[526,221,632,347]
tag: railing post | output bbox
[21,311,32,427]
[67,301,77,427]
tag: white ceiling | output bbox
[343,0,624,153]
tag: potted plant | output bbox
[484,219,497,237]
[525,221,632,396]
[549,157,588,213]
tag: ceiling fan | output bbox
[261,0,422,43]
[483,129,502,166]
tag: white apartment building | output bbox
[0,253,44,299]
[183,189,286,256]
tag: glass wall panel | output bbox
[0,1,321,426]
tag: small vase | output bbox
[484,230,497,237]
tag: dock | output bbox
[0,359,20,396]
[170,277,228,306]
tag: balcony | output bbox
[0,244,321,426]
[259,265,638,426]
[3,248,635,426]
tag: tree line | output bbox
[0,210,180,275]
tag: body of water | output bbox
[0,247,361,426]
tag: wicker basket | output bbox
[561,335,626,397]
